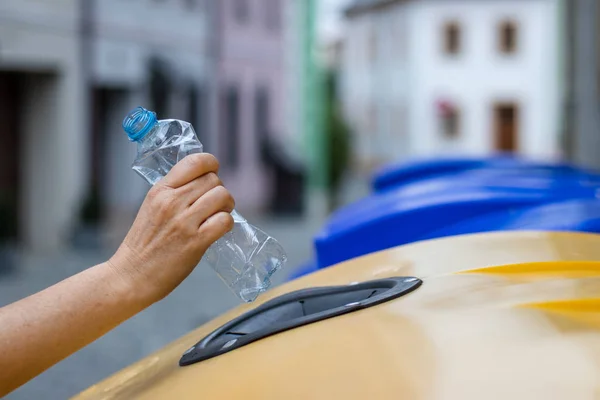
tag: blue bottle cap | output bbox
[123,107,158,142]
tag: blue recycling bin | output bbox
[419,198,600,240]
[371,155,516,192]
[372,155,588,193]
[283,158,600,281]
[335,167,600,232]
[288,196,600,282]
[313,168,600,269]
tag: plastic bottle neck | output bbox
[123,107,159,142]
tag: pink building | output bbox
[210,0,286,213]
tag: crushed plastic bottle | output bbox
[122,107,287,302]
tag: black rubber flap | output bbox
[180,276,422,366]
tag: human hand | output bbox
[109,153,235,303]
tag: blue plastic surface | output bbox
[281,158,600,282]
[372,155,587,193]
[315,189,596,269]
[419,198,600,240]
[334,168,600,230]
[290,197,600,281]
[314,167,600,269]
[371,155,514,192]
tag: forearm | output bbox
[0,262,152,397]
[0,153,234,397]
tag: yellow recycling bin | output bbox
[73,231,600,400]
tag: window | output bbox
[395,103,407,137]
[148,58,170,118]
[498,20,518,54]
[368,30,378,63]
[396,21,408,61]
[367,103,378,134]
[443,109,460,138]
[597,3,600,97]
[235,0,250,23]
[264,0,281,31]
[437,100,460,138]
[188,85,199,129]
[255,87,270,143]
[184,0,203,10]
[443,22,461,55]
[255,87,271,163]
[221,86,240,168]
[188,85,208,148]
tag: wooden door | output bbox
[494,103,519,152]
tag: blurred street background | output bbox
[1,0,600,398]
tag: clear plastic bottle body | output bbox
[129,115,286,302]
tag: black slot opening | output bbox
[180,277,422,366]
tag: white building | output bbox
[0,0,210,251]
[340,0,562,171]
[566,0,600,170]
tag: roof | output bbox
[345,0,540,17]
[344,0,405,17]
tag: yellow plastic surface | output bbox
[73,231,600,400]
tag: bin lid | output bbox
[371,154,519,192]
[372,156,593,193]
[316,167,600,268]
[315,184,598,268]
[335,168,600,227]
[421,198,600,241]
[74,231,600,400]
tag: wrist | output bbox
[107,245,159,307]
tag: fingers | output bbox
[198,212,235,247]
[178,172,223,205]
[160,153,219,189]
[188,186,235,227]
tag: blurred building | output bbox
[0,0,315,253]
[340,0,410,170]
[0,0,87,251]
[89,0,210,243]
[0,0,210,251]
[340,0,562,171]
[563,0,600,170]
[285,0,329,217]
[208,0,288,213]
